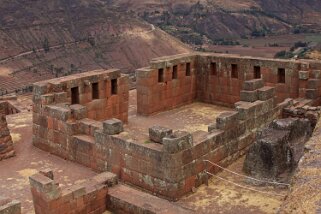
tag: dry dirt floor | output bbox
[177,157,288,214]
[124,90,232,143]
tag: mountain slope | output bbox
[0,0,190,93]
[108,0,321,44]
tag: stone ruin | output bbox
[3,52,321,213]
[0,97,20,161]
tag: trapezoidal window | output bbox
[231,64,238,79]
[92,82,99,99]
[211,62,217,76]
[111,79,118,95]
[71,87,79,104]
[186,63,191,76]
[278,68,286,83]
[172,65,178,79]
[254,66,261,79]
[158,68,164,83]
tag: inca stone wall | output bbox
[32,53,321,201]
[32,69,129,158]
[0,102,15,161]
[29,169,117,214]
[137,53,321,115]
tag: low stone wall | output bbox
[29,170,117,214]
[0,197,21,214]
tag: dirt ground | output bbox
[177,157,288,214]
[125,90,231,142]
[0,100,96,213]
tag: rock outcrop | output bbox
[243,118,312,180]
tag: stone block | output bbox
[258,86,275,101]
[54,92,68,103]
[240,90,258,102]
[307,79,321,89]
[40,94,54,105]
[216,111,239,129]
[298,70,309,80]
[242,79,264,91]
[70,104,87,120]
[29,173,61,200]
[208,123,217,132]
[0,198,21,214]
[103,118,123,135]
[306,89,319,99]
[236,103,256,120]
[149,126,173,143]
[45,105,71,121]
[33,82,48,95]
[163,131,193,154]
[311,70,321,79]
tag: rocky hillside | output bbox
[108,0,321,45]
[0,0,190,93]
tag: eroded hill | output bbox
[108,0,321,45]
[0,0,190,93]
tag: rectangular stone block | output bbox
[29,173,61,200]
[216,111,239,129]
[149,126,172,143]
[307,79,321,89]
[242,79,264,91]
[258,86,275,101]
[45,105,71,121]
[70,104,87,120]
[306,89,319,99]
[240,90,258,102]
[103,118,123,135]
[298,70,309,80]
[236,102,256,120]
[163,131,193,154]
[54,92,68,103]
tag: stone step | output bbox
[107,184,195,214]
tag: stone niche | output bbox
[243,118,312,180]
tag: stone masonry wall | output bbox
[136,54,197,115]
[0,102,15,161]
[137,53,321,115]
[32,69,129,158]
[29,169,117,214]
[33,72,294,201]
